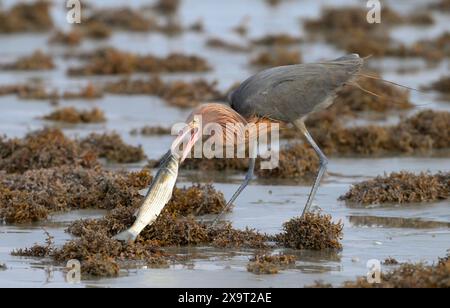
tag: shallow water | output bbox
[0,0,449,288]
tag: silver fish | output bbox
[114,154,180,243]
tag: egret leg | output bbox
[210,157,256,227]
[294,120,329,217]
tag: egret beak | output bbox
[171,121,201,162]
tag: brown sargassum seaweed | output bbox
[252,34,302,47]
[79,132,147,163]
[130,126,172,136]
[0,129,146,174]
[341,253,450,288]
[0,167,152,223]
[423,75,450,99]
[250,48,302,68]
[43,107,106,124]
[105,76,224,108]
[0,50,54,71]
[303,7,448,61]
[67,48,211,76]
[274,212,344,250]
[308,252,450,288]
[0,1,53,33]
[340,171,450,205]
[247,254,296,275]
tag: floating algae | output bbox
[0,83,59,101]
[152,0,181,15]
[274,212,344,251]
[304,7,402,33]
[247,254,296,275]
[82,21,112,39]
[49,30,83,46]
[43,107,106,124]
[252,34,302,46]
[302,7,444,60]
[256,143,319,180]
[105,77,224,107]
[0,167,152,223]
[311,110,450,156]
[339,172,450,206]
[165,184,227,216]
[383,257,400,266]
[0,129,145,173]
[79,132,146,163]
[0,50,54,71]
[206,38,251,53]
[67,48,211,76]
[12,230,55,258]
[62,84,104,100]
[428,0,450,12]
[130,126,171,136]
[342,254,450,288]
[0,1,53,33]
[0,129,98,173]
[250,48,302,68]
[83,7,156,32]
[423,76,450,99]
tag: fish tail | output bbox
[113,229,138,243]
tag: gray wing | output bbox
[229,54,363,122]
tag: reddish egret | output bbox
[172,54,364,223]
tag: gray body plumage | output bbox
[229,54,363,122]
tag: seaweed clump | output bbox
[342,257,450,288]
[423,76,450,100]
[12,231,55,258]
[428,0,450,12]
[62,84,104,100]
[153,0,181,15]
[302,7,443,61]
[0,1,53,33]
[334,76,412,113]
[312,110,450,156]
[105,77,223,107]
[339,172,450,205]
[0,51,54,71]
[257,143,319,180]
[43,107,106,124]
[0,167,152,223]
[166,184,227,216]
[130,126,171,136]
[49,30,83,46]
[0,128,97,173]
[247,254,296,275]
[67,48,210,76]
[206,38,251,52]
[83,7,155,32]
[252,34,301,46]
[0,129,146,173]
[274,212,344,250]
[79,133,146,163]
[250,48,302,68]
[383,257,399,265]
